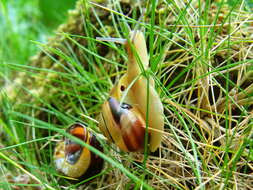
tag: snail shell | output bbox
[54,123,103,179]
[100,97,147,152]
[99,31,164,152]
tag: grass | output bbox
[0,0,253,189]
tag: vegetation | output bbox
[0,0,252,189]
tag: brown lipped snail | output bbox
[98,30,164,152]
[54,123,103,180]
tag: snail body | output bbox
[54,123,103,179]
[99,31,164,152]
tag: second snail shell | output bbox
[54,123,103,179]
[99,31,164,152]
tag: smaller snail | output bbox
[54,123,103,180]
[98,30,164,152]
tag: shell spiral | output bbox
[54,123,103,179]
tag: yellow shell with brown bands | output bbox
[54,123,103,179]
[100,97,147,152]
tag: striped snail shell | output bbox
[54,123,103,179]
[100,97,147,152]
[99,30,164,152]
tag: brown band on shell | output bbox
[80,134,104,179]
[131,119,146,149]
[122,119,146,151]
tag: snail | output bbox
[54,123,103,179]
[98,31,164,152]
